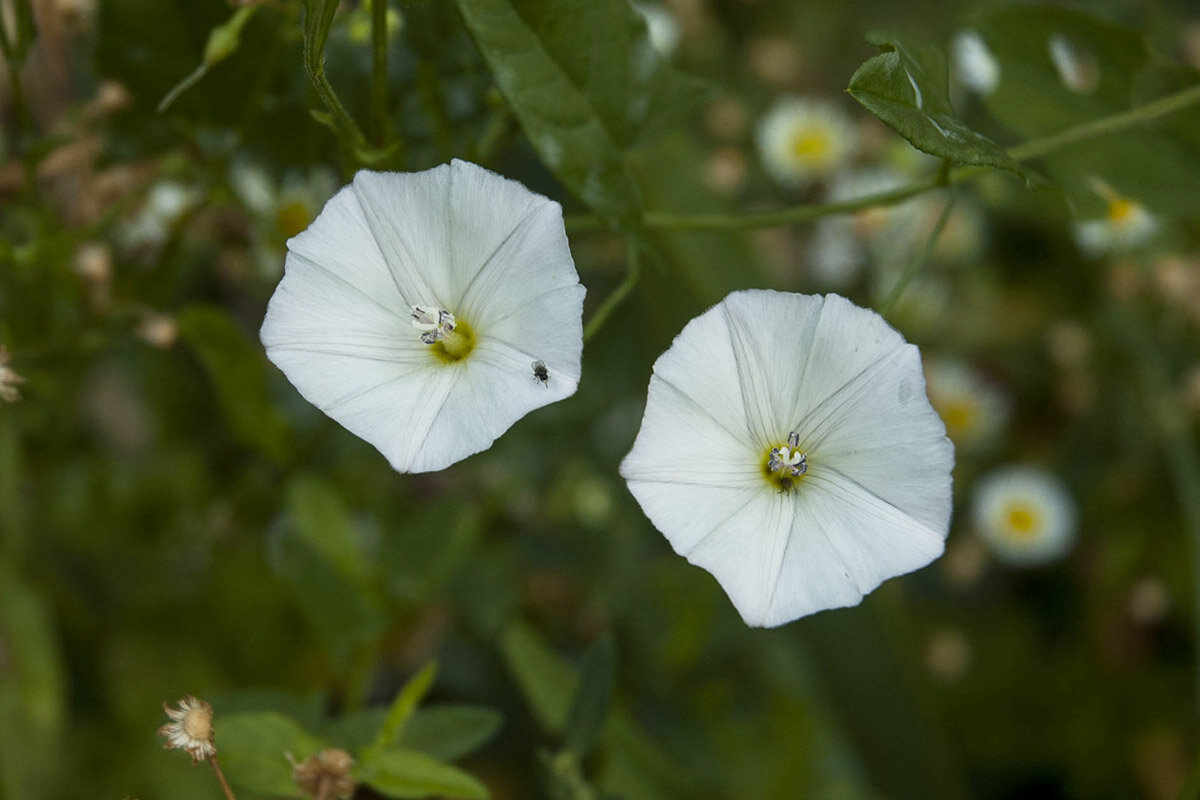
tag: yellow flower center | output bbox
[430,318,475,363]
[790,128,832,164]
[1004,503,1041,539]
[939,399,978,439]
[1107,197,1135,225]
[182,707,213,741]
[762,432,809,492]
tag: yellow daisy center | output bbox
[790,128,832,164]
[1107,197,1135,225]
[276,201,312,239]
[940,399,978,439]
[1004,503,1041,539]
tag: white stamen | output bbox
[411,305,458,345]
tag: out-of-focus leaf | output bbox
[975,6,1200,216]
[398,705,504,762]
[849,31,1035,182]
[500,619,578,734]
[216,711,329,798]
[357,748,490,799]
[563,634,615,757]
[176,306,291,463]
[286,475,374,588]
[370,662,438,753]
[455,0,708,228]
[0,572,66,800]
[269,476,386,667]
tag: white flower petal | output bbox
[263,162,584,473]
[621,290,954,626]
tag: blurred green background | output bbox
[2,0,1200,798]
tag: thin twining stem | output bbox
[878,188,957,316]
[564,82,1200,233]
[582,238,641,343]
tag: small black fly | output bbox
[531,359,549,386]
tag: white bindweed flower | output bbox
[951,30,1000,95]
[971,466,1076,566]
[261,160,585,473]
[924,358,1011,451]
[620,291,954,627]
[757,98,858,189]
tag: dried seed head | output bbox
[158,696,217,764]
[290,748,357,800]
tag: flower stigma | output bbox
[764,430,809,491]
[411,305,475,363]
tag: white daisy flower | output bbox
[230,160,339,278]
[756,98,858,189]
[620,291,954,627]
[971,466,1077,566]
[158,695,217,764]
[951,30,1000,95]
[924,359,1011,451]
[1073,188,1160,258]
[120,180,198,251]
[260,160,585,473]
[808,167,916,286]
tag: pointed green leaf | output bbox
[358,748,490,800]
[370,662,439,753]
[285,476,373,588]
[217,711,330,798]
[399,705,504,762]
[499,619,578,734]
[176,306,291,463]
[563,634,615,757]
[849,30,1035,181]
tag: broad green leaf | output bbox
[975,6,1200,215]
[399,705,504,762]
[848,30,1034,181]
[370,662,439,753]
[499,619,578,734]
[176,306,291,463]
[455,0,708,228]
[563,634,615,757]
[358,748,490,800]
[269,479,386,666]
[285,475,373,588]
[217,711,330,798]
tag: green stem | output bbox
[303,1,367,151]
[370,0,389,145]
[1120,309,1200,711]
[564,82,1200,233]
[879,189,957,316]
[582,239,640,343]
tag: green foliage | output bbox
[848,31,1034,181]
[357,748,490,799]
[218,712,330,798]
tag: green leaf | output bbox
[848,30,1034,181]
[370,662,439,753]
[499,619,578,734]
[563,634,615,757]
[285,475,374,588]
[176,306,291,463]
[455,0,708,228]
[399,705,504,762]
[974,6,1200,216]
[269,477,386,666]
[358,748,490,800]
[217,711,330,798]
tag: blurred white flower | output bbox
[230,161,338,278]
[952,30,1000,95]
[261,160,585,473]
[620,291,954,627]
[971,466,1076,566]
[757,98,858,189]
[924,359,1011,450]
[1074,185,1159,258]
[809,167,913,286]
[633,2,681,59]
[1048,33,1099,94]
[120,180,198,250]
